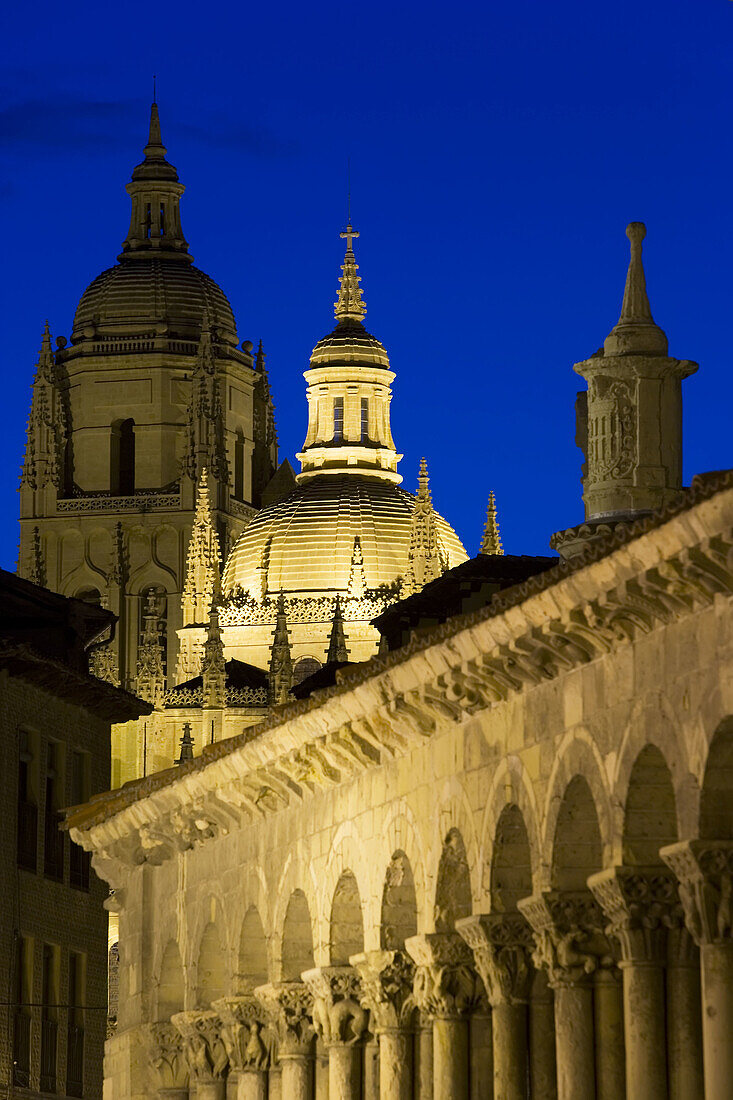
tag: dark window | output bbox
[293,656,322,685]
[110,419,135,495]
[67,953,84,1097]
[234,434,245,500]
[12,936,31,1088]
[145,203,152,239]
[361,397,369,442]
[17,730,37,872]
[43,742,64,882]
[333,398,344,442]
[159,203,165,236]
[69,753,90,891]
[40,944,58,1093]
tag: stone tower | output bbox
[18,102,278,785]
[552,222,698,559]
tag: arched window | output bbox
[293,656,321,686]
[110,419,135,495]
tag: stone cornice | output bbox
[66,474,733,876]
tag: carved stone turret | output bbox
[269,592,293,706]
[552,223,698,560]
[252,341,278,506]
[480,490,503,555]
[183,320,230,492]
[403,459,444,596]
[21,323,68,497]
[326,594,350,664]
[135,590,166,707]
[201,608,226,709]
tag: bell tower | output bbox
[552,223,698,559]
[18,102,278,786]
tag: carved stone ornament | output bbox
[517,891,614,988]
[301,966,369,1046]
[212,994,273,1071]
[171,1009,229,1081]
[404,932,482,1020]
[588,866,684,963]
[145,1021,189,1089]
[254,981,315,1057]
[350,949,416,1032]
[455,913,534,1006]
[660,840,733,946]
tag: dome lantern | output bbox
[296,225,403,484]
[120,100,190,262]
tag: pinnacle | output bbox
[145,100,165,154]
[334,224,367,322]
[480,490,504,556]
[327,594,350,664]
[604,221,668,357]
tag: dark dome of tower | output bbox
[71,258,238,344]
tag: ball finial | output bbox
[626,222,646,246]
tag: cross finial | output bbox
[340,223,359,252]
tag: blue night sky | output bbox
[1,0,732,569]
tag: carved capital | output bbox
[456,913,534,1006]
[301,966,368,1046]
[404,932,482,1020]
[145,1021,189,1089]
[517,891,613,987]
[171,1009,229,1082]
[661,840,733,946]
[588,866,684,963]
[213,995,272,1071]
[350,949,416,1032]
[254,981,314,1057]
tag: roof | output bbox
[64,468,733,831]
[373,553,559,651]
[0,569,151,721]
[290,660,356,700]
[164,659,269,709]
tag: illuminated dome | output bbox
[68,102,238,349]
[222,473,466,597]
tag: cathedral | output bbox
[19,103,467,786]
[22,98,733,1100]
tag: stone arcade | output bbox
[66,226,733,1099]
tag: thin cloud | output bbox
[0,96,298,158]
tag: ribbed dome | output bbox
[71,258,238,343]
[311,318,390,368]
[222,474,467,597]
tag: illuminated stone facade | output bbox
[66,224,733,1100]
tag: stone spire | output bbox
[201,607,227,708]
[603,223,668,357]
[480,491,503,555]
[181,469,222,626]
[326,594,350,664]
[183,318,229,488]
[252,340,278,504]
[21,323,68,492]
[403,459,444,596]
[553,222,698,560]
[24,526,46,587]
[135,591,166,707]
[268,593,293,706]
[176,722,195,765]
[121,101,189,259]
[334,224,367,321]
[347,537,368,599]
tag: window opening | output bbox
[145,203,152,240]
[43,741,64,882]
[361,397,369,442]
[40,944,59,1093]
[333,398,344,442]
[12,936,32,1088]
[17,729,37,872]
[69,753,90,890]
[67,953,85,1098]
[110,419,135,495]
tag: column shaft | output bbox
[379,1029,412,1099]
[236,1070,266,1100]
[417,1021,433,1100]
[329,1042,361,1100]
[198,1083,226,1100]
[666,956,703,1100]
[554,985,594,1100]
[594,969,624,1100]
[281,1055,313,1100]
[315,1038,329,1100]
[700,942,733,1100]
[617,964,663,1099]
[492,1003,527,1100]
[268,1066,282,1100]
[364,1038,379,1099]
[433,1018,468,1100]
[529,972,556,1100]
[469,1012,492,1100]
